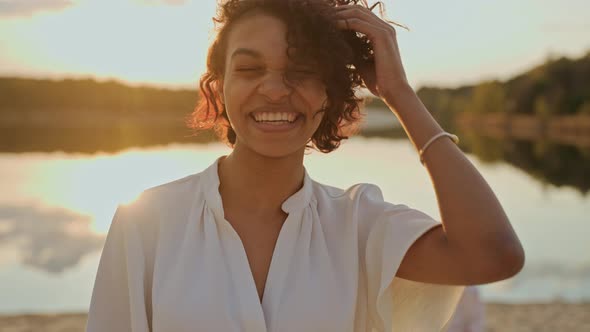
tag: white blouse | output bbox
[86,156,464,332]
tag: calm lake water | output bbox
[1,137,589,314]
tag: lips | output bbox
[249,112,303,133]
[250,112,303,123]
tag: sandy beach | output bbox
[1,303,589,332]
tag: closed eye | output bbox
[285,68,320,81]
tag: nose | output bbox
[257,69,292,102]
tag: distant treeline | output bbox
[371,50,590,122]
[2,50,589,121]
[0,77,197,115]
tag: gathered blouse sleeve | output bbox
[86,198,155,332]
[357,184,465,332]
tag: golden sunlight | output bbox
[3,0,214,86]
[22,145,225,233]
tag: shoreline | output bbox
[456,113,590,148]
[1,302,589,332]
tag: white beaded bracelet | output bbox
[418,132,460,166]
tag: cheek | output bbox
[224,79,251,101]
[296,85,328,123]
[299,80,327,106]
[223,80,253,115]
[296,83,328,111]
[308,89,328,109]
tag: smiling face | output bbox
[219,11,328,158]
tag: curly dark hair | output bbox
[186,0,392,153]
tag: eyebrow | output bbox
[230,48,263,61]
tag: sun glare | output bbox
[17,145,229,234]
[1,0,215,86]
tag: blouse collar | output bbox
[201,156,314,219]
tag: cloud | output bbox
[0,203,105,274]
[0,0,75,18]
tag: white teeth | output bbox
[253,112,299,123]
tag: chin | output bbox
[249,142,305,159]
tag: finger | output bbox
[335,4,408,31]
[335,18,390,40]
[334,6,392,30]
[334,4,380,18]
[334,5,377,17]
[334,4,368,10]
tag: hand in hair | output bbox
[334,4,411,100]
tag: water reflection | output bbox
[0,203,103,274]
[455,129,590,195]
[485,262,590,302]
[0,136,589,312]
[2,110,588,198]
[0,144,230,277]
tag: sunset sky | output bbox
[0,0,589,90]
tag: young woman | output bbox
[86,1,525,331]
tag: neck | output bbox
[218,145,305,216]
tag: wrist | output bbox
[381,83,417,113]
